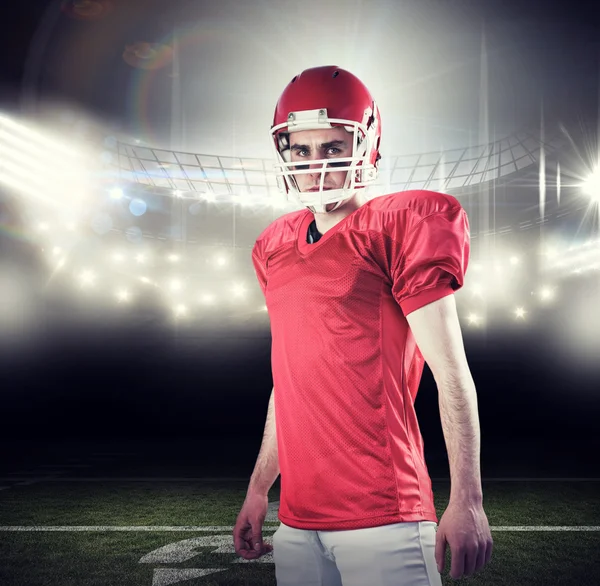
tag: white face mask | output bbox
[270,108,379,213]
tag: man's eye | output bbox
[327,147,341,155]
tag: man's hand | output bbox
[435,500,493,580]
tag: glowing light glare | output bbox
[168,254,180,262]
[203,193,216,203]
[539,287,555,301]
[581,168,600,201]
[173,190,183,198]
[215,255,227,267]
[116,289,130,302]
[0,118,91,203]
[471,283,484,297]
[129,198,147,216]
[467,312,482,326]
[79,269,96,287]
[135,253,145,264]
[509,256,520,266]
[52,246,61,256]
[174,304,187,317]
[514,307,526,319]
[139,276,151,284]
[232,283,246,297]
[112,252,125,263]
[199,293,215,305]
[109,188,124,200]
[170,279,182,292]
[38,222,49,231]
[0,114,82,158]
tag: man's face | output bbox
[288,127,354,193]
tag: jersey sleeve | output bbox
[391,205,470,316]
[252,239,268,298]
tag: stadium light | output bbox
[581,168,600,202]
[116,289,130,302]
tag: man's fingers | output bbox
[435,532,446,573]
[450,550,466,580]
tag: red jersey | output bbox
[251,190,470,530]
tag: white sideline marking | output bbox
[0,525,598,532]
[0,477,598,482]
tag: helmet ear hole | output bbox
[291,76,298,83]
[332,70,339,78]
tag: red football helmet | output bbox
[270,65,382,213]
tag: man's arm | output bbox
[247,388,280,497]
[405,293,483,505]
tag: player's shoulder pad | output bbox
[368,189,463,219]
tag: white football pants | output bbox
[272,520,443,586]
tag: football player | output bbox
[234,65,493,585]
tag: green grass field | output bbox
[0,479,599,586]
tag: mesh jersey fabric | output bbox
[252,189,470,530]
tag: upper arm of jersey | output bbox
[368,190,469,314]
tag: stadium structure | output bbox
[1,113,599,340]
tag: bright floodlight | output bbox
[116,289,129,302]
[174,304,187,317]
[471,283,483,297]
[232,283,246,297]
[581,168,600,201]
[79,269,96,287]
[110,188,124,200]
[514,307,526,319]
[467,312,482,326]
[200,293,215,305]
